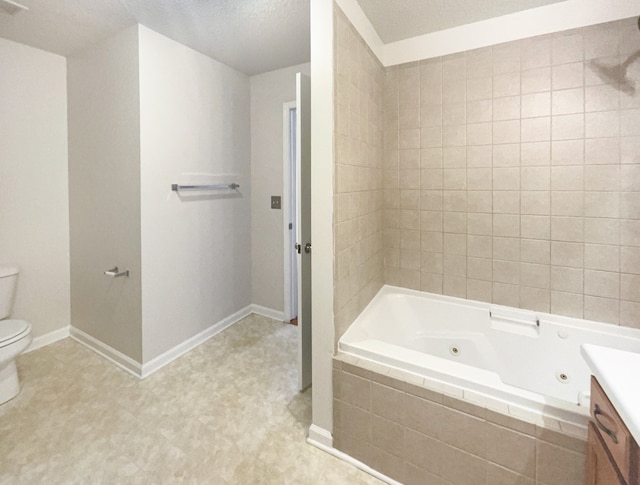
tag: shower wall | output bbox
[383,17,640,327]
[333,7,385,342]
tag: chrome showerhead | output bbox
[590,57,637,95]
[0,0,28,16]
[588,16,640,95]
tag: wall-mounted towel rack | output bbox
[171,183,239,191]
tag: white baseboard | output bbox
[25,326,70,353]
[308,424,333,448]
[48,304,280,379]
[250,304,286,322]
[70,326,142,378]
[140,304,253,378]
[306,433,401,485]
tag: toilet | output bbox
[0,265,32,405]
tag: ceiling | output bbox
[0,0,573,74]
[356,0,567,43]
[0,0,310,76]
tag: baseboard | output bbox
[250,304,286,322]
[25,326,70,353]
[140,304,253,378]
[306,433,401,485]
[307,424,333,448]
[70,326,143,378]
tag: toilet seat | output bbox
[0,320,31,348]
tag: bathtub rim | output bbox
[336,284,640,440]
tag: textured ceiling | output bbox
[356,0,567,43]
[0,0,310,75]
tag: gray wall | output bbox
[67,25,143,362]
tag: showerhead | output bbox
[0,0,28,16]
[589,17,640,95]
[590,58,637,95]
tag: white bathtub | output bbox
[339,285,640,432]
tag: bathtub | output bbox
[338,285,640,431]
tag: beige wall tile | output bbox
[468,234,493,258]
[522,67,551,94]
[552,62,584,90]
[522,190,550,215]
[521,239,551,264]
[494,214,521,237]
[521,215,550,240]
[551,191,584,216]
[421,272,443,293]
[522,92,551,118]
[493,237,520,261]
[522,117,551,142]
[585,137,619,164]
[551,241,583,268]
[493,120,521,144]
[551,291,584,318]
[521,286,551,312]
[584,192,619,218]
[404,430,444,477]
[620,300,640,328]
[372,415,405,458]
[440,444,488,485]
[621,219,640,246]
[493,143,520,167]
[584,243,620,271]
[551,266,584,293]
[520,263,550,289]
[552,113,584,140]
[467,278,492,301]
[585,111,620,139]
[467,76,493,101]
[493,282,520,307]
[552,139,584,165]
[537,441,585,485]
[467,122,493,145]
[521,141,551,166]
[551,216,584,242]
[551,166,583,190]
[584,295,619,323]
[552,88,584,115]
[486,423,536,478]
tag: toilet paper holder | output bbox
[104,266,130,278]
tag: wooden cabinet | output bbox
[585,377,640,485]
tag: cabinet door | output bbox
[587,423,625,485]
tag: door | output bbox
[296,72,312,391]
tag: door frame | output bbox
[282,100,297,322]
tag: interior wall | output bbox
[383,17,640,328]
[138,26,251,363]
[67,25,143,362]
[333,7,385,342]
[250,62,310,315]
[0,38,70,340]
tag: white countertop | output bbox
[581,344,640,444]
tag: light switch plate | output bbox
[271,196,281,209]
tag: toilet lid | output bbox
[0,320,30,347]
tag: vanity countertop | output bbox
[582,344,640,444]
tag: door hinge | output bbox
[289,223,293,230]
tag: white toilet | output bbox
[0,265,32,405]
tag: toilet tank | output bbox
[0,265,19,320]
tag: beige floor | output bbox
[0,315,382,484]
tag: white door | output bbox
[296,72,312,391]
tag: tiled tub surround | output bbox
[382,17,640,327]
[333,356,587,485]
[333,6,385,343]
